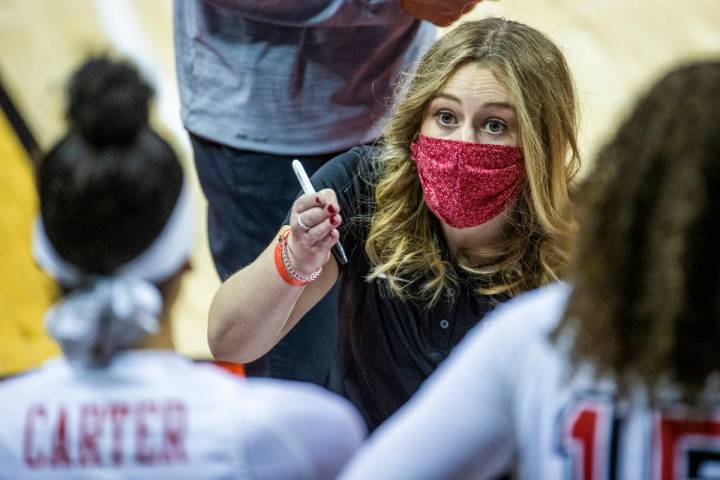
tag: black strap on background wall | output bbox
[0,69,39,163]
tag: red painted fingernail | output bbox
[315,196,321,205]
[327,205,336,214]
[329,216,338,226]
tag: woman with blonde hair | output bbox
[209,17,580,430]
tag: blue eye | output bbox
[435,110,458,127]
[482,118,506,134]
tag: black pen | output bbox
[291,159,349,265]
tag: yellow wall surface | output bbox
[0,108,60,375]
[0,0,217,362]
[0,0,718,368]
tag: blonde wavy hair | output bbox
[365,18,580,307]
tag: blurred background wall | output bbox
[0,0,718,374]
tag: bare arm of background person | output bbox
[206,0,416,27]
[400,0,482,27]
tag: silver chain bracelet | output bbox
[280,232,322,283]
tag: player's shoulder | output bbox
[501,281,570,320]
[477,282,571,343]
[239,378,363,420]
[177,361,250,397]
[236,380,366,479]
[0,357,66,392]
[234,379,367,455]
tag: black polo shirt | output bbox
[305,145,504,430]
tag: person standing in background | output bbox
[173,0,480,382]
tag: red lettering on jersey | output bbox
[109,403,129,465]
[161,400,188,463]
[20,399,191,470]
[559,399,612,480]
[78,404,104,466]
[655,414,720,480]
[572,409,600,480]
[50,406,70,467]
[24,405,48,468]
[135,401,157,464]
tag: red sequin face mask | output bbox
[410,134,525,229]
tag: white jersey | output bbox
[342,283,720,480]
[0,350,366,479]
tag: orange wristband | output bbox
[274,228,321,286]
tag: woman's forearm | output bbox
[209,189,343,363]
[207,240,305,363]
[208,234,339,363]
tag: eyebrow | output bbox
[432,93,515,110]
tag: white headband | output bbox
[33,182,195,367]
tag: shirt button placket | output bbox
[439,287,455,331]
